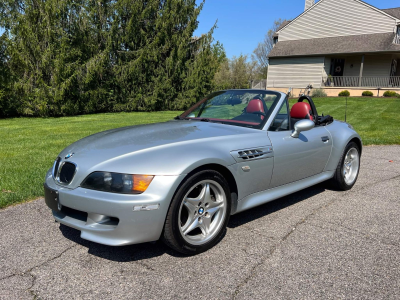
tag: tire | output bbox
[162,170,231,255]
[331,142,360,191]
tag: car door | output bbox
[267,98,332,188]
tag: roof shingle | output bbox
[268,32,400,58]
[381,7,400,19]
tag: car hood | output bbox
[58,120,255,173]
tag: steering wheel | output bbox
[250,111,267,117]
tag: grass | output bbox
[0,111,178,208]
[289,97,400,145]
[0,96,399,209]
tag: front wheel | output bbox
[162,170,231,255]
[331,142,360,190]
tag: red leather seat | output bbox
[290,102,314,121]
[246,99,265,119]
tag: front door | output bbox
[331,59,345,77]
[267,99,332,188]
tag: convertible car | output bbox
[44,89,361,254]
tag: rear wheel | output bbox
[331,142,360,190]
[162,170,231,255]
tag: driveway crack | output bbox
[231,172,400,299]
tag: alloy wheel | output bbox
[178,180,228,246]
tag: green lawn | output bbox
[290,97,400,145]
[0,97,399,209]
[0,111,178,208]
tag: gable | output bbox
[278,0,398,42]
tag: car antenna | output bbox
[345,96,348,123]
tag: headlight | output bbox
[81,172,154,194]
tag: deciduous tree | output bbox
[253,18,287,78]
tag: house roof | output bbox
[268,32,400,58]
[272,20,292,38]
[381,7,400,20]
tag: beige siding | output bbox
[267,57,325,88]
[279,0,397,42]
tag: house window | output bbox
[273,37,278,45]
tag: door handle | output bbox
[321,136,330,142]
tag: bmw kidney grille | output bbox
[59,162,76,184]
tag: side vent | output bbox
[238,150,265,160]
[232,147,274,162]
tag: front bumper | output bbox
[44,169,184,246]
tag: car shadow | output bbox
[228,182,327,229]
[59,224,186,260]
[59,182,328,261]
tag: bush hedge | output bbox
[362,91,374,97]
[383,91,398,97]
[311,88,327,98]
[338,90,350,97]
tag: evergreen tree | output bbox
[0,0,222,117]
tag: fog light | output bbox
[133,204,160,211]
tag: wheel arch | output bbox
[349,137,362,156]
[185,164,238,198]
[324,122,363,171]
[174,163,239,214]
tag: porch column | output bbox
[359,55,365,87]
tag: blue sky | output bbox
[194,0,400,58]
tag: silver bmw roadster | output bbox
[44,89,361,254]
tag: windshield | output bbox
[180,90,282,128]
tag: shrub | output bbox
[396,93,400,98]
[338,90,350,97]
[311,88,327,98]
[383,91,397,97]
[362,91,373,97]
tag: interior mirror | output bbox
[291,119,315,138]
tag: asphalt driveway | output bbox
[1,146,399,300]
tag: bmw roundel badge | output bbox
[198,207,204,215]
[65,152,74,159]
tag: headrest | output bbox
[290,102,314,121]
[246,99,264,113]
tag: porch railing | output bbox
[322,76,400,88]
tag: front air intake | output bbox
[59,162,76,184]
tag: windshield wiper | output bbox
[200,118,210,122]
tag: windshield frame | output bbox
[179,90,283,130]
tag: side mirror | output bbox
[291,119,315,138]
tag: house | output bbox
[266,0,400,96]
